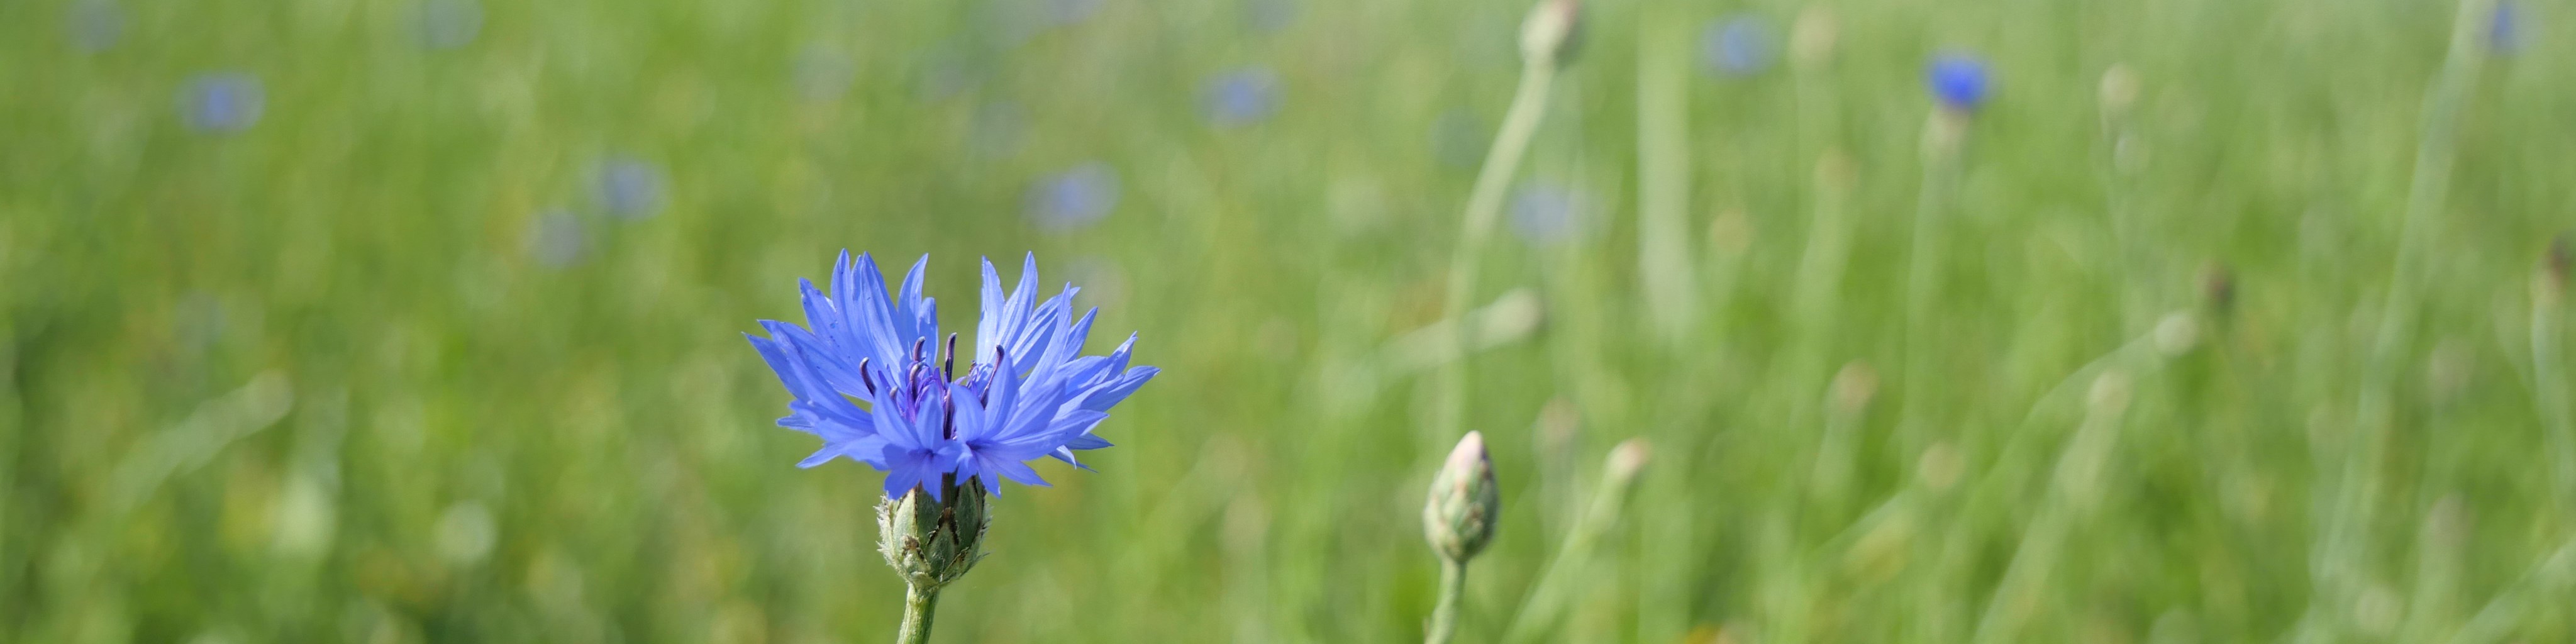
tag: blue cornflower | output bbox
[2490,1,2524,54]
[748,252,1158,499]
[1509,182,1592,244]
[1202,67,1282,127]
[594,156,665,220]
[1700,14,1776,77]
[180,72,265,133]
[1026,162,1119,231]
[1925,52,1991,112]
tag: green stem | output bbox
[1424,557,1468,644]
[1435,58,1558,441]
[2308,1,2492,638]
[896,584,939,644]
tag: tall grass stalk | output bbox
[1634,8,1697,344]
[2311,0,2493,637]
[1970,372,2134,643]
[1501,440,1646,644]
[1897,109,1968,457]
[2531,263,2573,509]
[1433,1,1567,442]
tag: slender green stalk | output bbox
[1435,58,1558,441]
[2531,274,2574,508]
[2310,1,2492,638]
[897,584,939,644]
[1501,442,1646,644]
[1424,557,1467,644]
[1970,374,2133,643]
[1896,110,1967,456]
[1633,9,1697,343]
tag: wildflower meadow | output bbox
[6,0,2575,641]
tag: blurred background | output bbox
[6,0,2575,641]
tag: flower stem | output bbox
[1424,557,1468,644]
[896,584,940,644]
[1436,57,1558,441]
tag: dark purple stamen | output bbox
[858,357,877,394]
[943,333,960,380]
[940,384,957,440]
[912,336,929,363]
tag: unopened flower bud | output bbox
[1606,437,1651,489]
[1788,7,1838,70]
[2201,261,2236,318]
[1519,0,1584,69]
[2097,64,2140,120]
[879,479,989,591]
[1424,431,1501,562]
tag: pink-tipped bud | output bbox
[1519,0,1584,68]
[1424,431,1501,562]
[1606,437,1651,487]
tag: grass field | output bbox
[6,0,2576,641]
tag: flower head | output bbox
[2490,1,2524,54]
[1202,67,1282,127]
[749,252,1158,499]
[180,72,265,134]
[594,156,666,220]
[1924,52,1991,112]
[1701,14,1777,77]
[1026,163,1119,231]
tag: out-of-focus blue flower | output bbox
[1026,162,1119,232]
[2490,1,2524,53]
[1700,14,1776,77]
[528,209,587,269]
[68,1,123,53]
[1202,67,1281,127]
[1509,182,1591,244]
[747,252,1158,499]
[411,0,482,50]
[179,72,265,134]
[1925,52,1992,112]
[594,156,665,220]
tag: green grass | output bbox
[6,0,2576,641]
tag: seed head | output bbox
[1519,0,1583,69]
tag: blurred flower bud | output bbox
[1829,360,1879,418]
[2201,262,2236,318]
[1519,0,1583,69]
[1606,437,1651,489]
[1424,431,1501,562]
[2097,64,2139,120]
[2086,372,2132,419]
[879,479,989,591]
[2153,311,2199,357]
[1788,7,1838,70]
